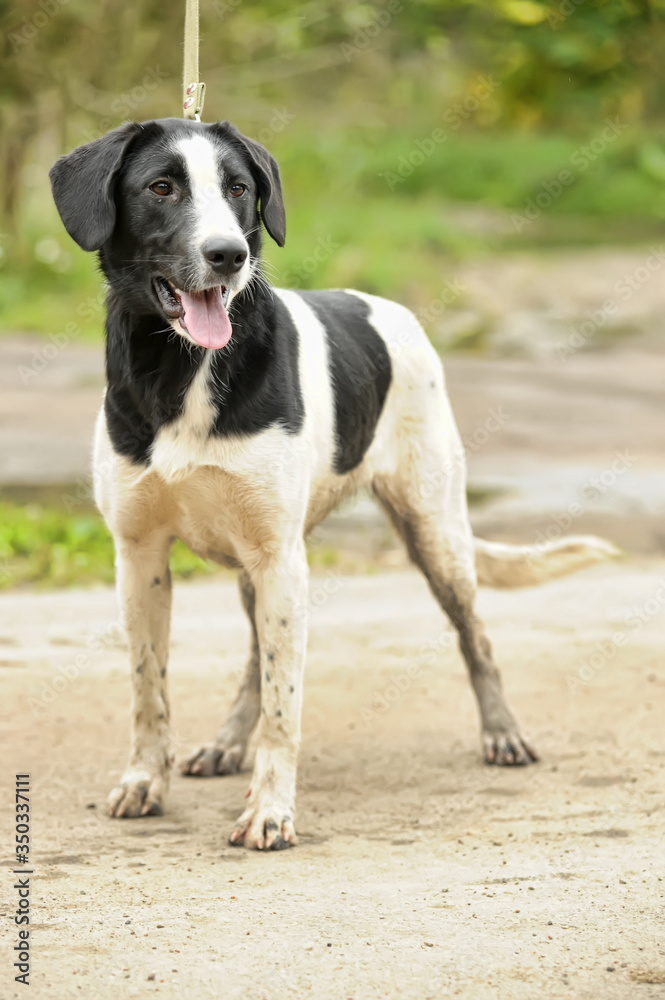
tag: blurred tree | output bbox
[1,0,664,229]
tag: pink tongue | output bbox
[179,287,232,350]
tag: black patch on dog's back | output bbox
[297,290,392,474]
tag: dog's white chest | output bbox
[150,356,219,481]
[149,352,312,496]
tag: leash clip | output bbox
[182,0,205,121]
[183,81,206,121]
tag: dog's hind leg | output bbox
[373,425,537,766]
[107,530,174,817]
[182,569,261,777]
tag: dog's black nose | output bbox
[201,237,248,274]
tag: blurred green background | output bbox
[2,0,665,334]
[1,0,664,587]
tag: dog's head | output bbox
[49,119,286,350]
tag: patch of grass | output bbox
[307,545,341,570]
[0,499,214,590]
[0,480,505,590]
[466,486,506,507]
[0,497,375,589]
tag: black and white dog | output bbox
[50,118,613,850]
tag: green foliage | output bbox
[2,1,665,333]
[0,487,490,589]
[0,499,213,589]
[3,0,662,136]
[4,121,665,336]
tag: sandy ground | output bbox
[1,562,664,999]
[1,248,664,997]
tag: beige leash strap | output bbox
[183,0,206,120]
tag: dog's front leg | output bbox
[229,540,308,850]
[107,532,173,818]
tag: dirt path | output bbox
[1,248,664,996]
[1,561,664,999]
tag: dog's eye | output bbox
[229,184,246,198]
[149,181,172,197]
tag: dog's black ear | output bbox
[49,122,142,251]
[216,122,286,247]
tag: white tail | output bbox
[474,535,619,589]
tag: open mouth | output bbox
[152,277,232,351]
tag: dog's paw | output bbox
[107,769,167,818]
[229,800,297,851]
[181,739,245,777]
[483,730,538,766]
